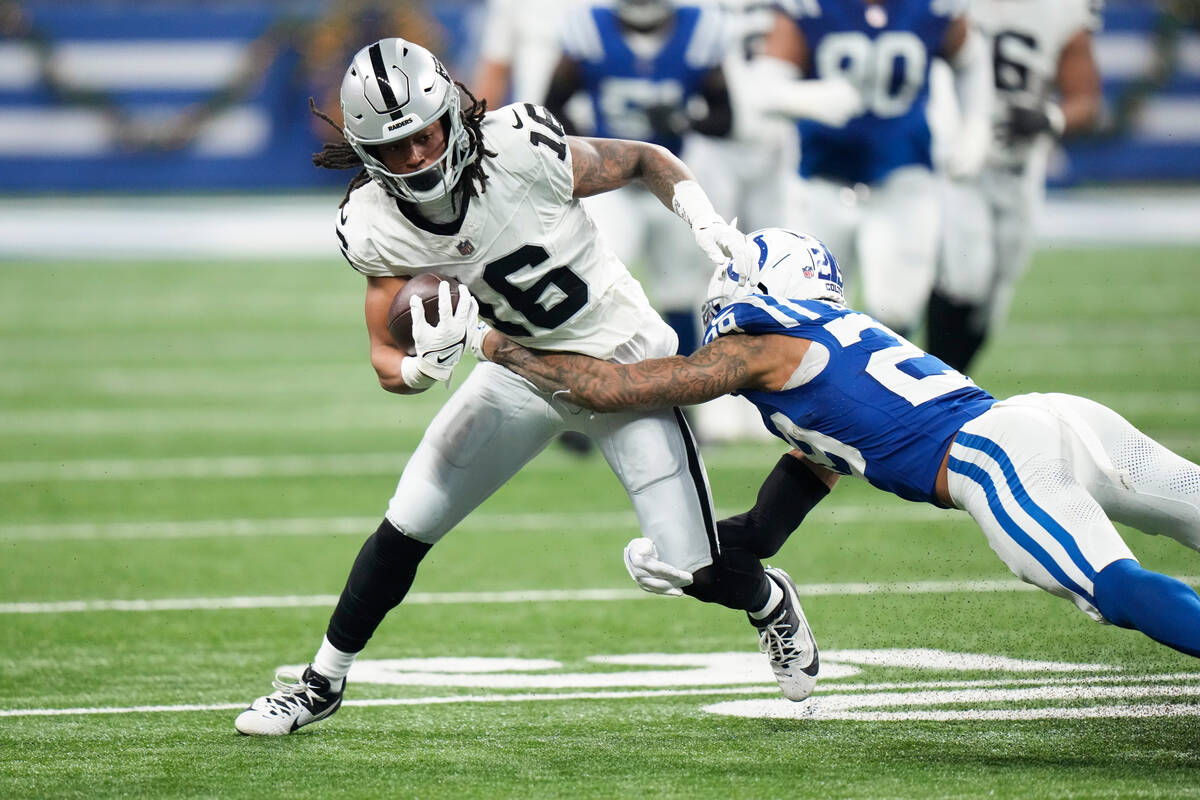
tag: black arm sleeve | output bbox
[717,454,830,558]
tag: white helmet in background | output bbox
[340,38,474,203]
[617,0,674,30]
[702,228,846,326]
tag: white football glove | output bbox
[694,220,756,287]
[623,537,693,597]
[410,281,478,383]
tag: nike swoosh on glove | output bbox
[410,281,479,383]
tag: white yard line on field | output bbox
[1,432,1196,484]
[20,576,1200,615]
[0,391,1196,435]
[0,504,958,543]
[4,673,1200,719]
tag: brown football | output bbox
[386,273,462,356]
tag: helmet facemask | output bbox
[340,39,475,204]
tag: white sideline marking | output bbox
[9,577,1175,615]
[0,453,411,482]
[5,673,1200,720]
[0,391,1195,435]
[0,445,797,483]
[0,505,956,543]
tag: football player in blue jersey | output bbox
[544,0,734,356]
[480,227,1200,660]
[748,0,993,339]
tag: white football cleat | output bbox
[234,666,344,735]
[751,567,819,701]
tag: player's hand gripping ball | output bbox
[386,273,462,355]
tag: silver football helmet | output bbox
[702,228,845,326]
[617,0,674,29]
[340,38,473,203]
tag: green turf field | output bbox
[2,245,1199,799]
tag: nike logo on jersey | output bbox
[511,109,524,129]
[339,207,349,226]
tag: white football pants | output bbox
[789,165,941,333]
[936,150,1048,330]
[947,392,1200,620]
[384,360,719,575]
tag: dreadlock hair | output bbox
[309,82,497,208]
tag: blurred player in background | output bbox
[472,0,571,108]
[485,226,1200,662]
[545,0,733,356]
[687,0,800,443]
[233,38,822,736]
[926,0,1103,373]
[753,0,993,337]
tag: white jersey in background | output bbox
[476,0,573,105]
[338,101,671,361]
[976,0,1102,170]
[930,0,1102,373]
[685,0,797,233]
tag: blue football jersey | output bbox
[560,3,726,154]
[783,0,964,184]
[702,295,995,504]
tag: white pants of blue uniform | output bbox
[383,360,718,576]
[946,392,1200,621]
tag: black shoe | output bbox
[750,568,819,700]
[234,665,344,735]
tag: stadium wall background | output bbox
[0,0,1194,193]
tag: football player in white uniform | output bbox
[927,0,1103,372]
[233,38,819,736]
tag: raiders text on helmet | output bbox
[340,38,474,203]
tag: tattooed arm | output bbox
[568,136,694,210]
[486,331,809,413]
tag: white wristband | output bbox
[671,180,721,230]
[400,356,438,390]
[1045,102,1066,137]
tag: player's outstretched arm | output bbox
[568,136,692,204]
[486,332,779,412]
[568,137,753,273]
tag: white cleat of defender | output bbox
[234,666,344,735]
[751,567,819,701]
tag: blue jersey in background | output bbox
[784,0,962,185]
[560,3,726,154]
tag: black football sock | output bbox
[325,518,432,653]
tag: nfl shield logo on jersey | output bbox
[802,262,816,279]
[456,239,475,256]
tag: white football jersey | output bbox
[973,0,1102,167]
[336,101,672,361]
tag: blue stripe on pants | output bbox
[955,432,1097,580]
[948,454,1095,608]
